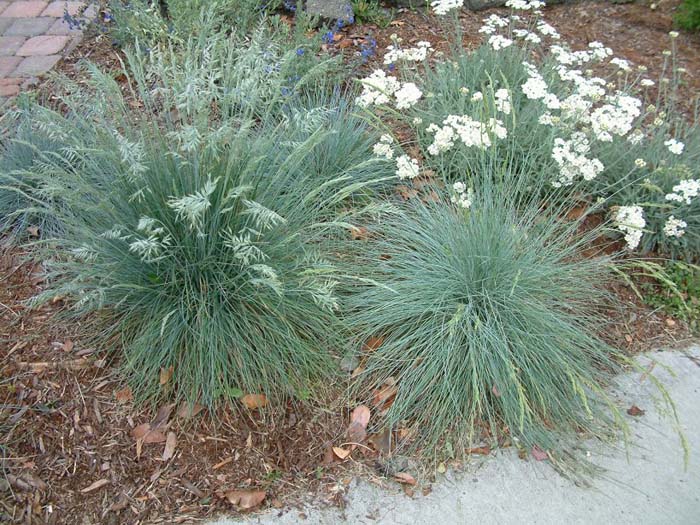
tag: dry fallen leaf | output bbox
[162,432,177,460]
[350,226,369,240]
[26,225,40,237]
[368,428,392,455]
[80,479,109,493]
[332,446,352,460]
[491,384,501,397]
[115,387,133,404]
[241,394,268,410]
[363,336,384,353]
[346,405,371,444]
[531,445,548,461]
[372,379,398,412]
[61,340,74,352]
[394,472,416,485]
[220,489,266,510]
[467,446,491,456]
[132,423,167,444]
[159,365,174,386]
[627,405,645,417]
[176,401,205,419]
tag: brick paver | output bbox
[0,77,21,96]
[3,2,48,18]
[5,16,53,36]
[0,35,25,55]
[42,1,83,17]
[0,54,20,75]
[16,34,69,55]
[0,1,91,99]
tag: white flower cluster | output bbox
[356,70,422,109]
[373,134,394,159]
[431,0,464,15]
[384,41,432,64]
[664,138,685,155]
[664,216,687,238]
[356,69,400,106]
[536,20,560,39]
[589,93,641,142]
[489,35,514,51]
[513,28,542,44]
[615,206,646,250]
[610,57,631,71]
[426,115,507,155]
[666,179,700,205]
[450,181,473,209]
[519,62,557,105]
[395,82,424,109]
[495,88,512,115]
[395,155,420,179]
[506,0,545,9]
[550,42,613,67]
[478,14,510,35]
[551,132,604,187]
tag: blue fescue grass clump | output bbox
[1,32,394,407]
[344,185,629,467]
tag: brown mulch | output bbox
[0,249,355,524]
[2,1,700,524]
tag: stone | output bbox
[4,16,53,36]
[46,16,81,35]
[0,17,14,33]
[2,1,48,18]
[0,76,21,96]
[0,36,26,55]
[16,34,69,55]
[13,53,60,75]
[0,55,20,76]
[41,1,86,17]
[304,0,354,23]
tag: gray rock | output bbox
[304,0,354,23]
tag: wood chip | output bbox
[81,479,110,493]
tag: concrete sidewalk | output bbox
[210,347,700,525]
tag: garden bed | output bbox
[1,1,699,524]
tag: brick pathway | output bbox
[0,1,94,99]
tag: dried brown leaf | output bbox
[394,472,416,485]
[241,394,268,410]
[627,405,645,417]
[162,432,177,460]
[115,387,133,404]
[159,365,174,385]
[177,402,205,419]
[531,445,548,461]
[220,489,266,510]
[332,446,352,460]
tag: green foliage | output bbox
[676,0,700,30]
[344,186,626,466]
[380,16,700,259]
[642,261,700,330]
[3,31,392,407]
[352,0,393,27]
[108,0,282,47]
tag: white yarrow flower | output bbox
[431,0,464,15]
[664,138,684,155]
[615,205,646,250]
[664,216,687,238]
[395,155,420,179]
